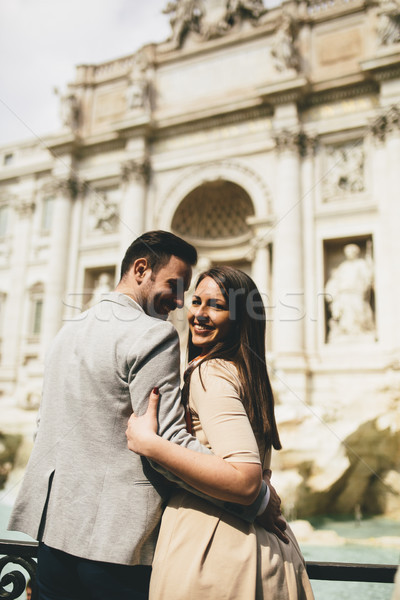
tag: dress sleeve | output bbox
[190,360,261,465]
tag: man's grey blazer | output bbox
[8,293,263,565]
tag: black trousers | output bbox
[36,543,151,600]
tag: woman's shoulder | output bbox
[193,358,241,388]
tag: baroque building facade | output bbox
[1,0,400,515]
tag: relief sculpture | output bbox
[377,0,400,46]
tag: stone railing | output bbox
[0,539,398,598]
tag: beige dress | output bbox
[149,359,314,600]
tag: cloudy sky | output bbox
[0,0,171,146]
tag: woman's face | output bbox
[188,276,232,353]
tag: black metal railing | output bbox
[0,539,398,598]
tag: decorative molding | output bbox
[121,157,151,184]
[303,81,379,108]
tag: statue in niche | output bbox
[323,144,365,199]
[126,51,150,111]
[377,0,400,45]
[325,242,375,342]
[271,12,299,72]
[87,273,113,308]
[89,190,118,233]
[163,0,204,48]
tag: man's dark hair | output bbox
[120,230,197,280]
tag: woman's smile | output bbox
[188,276,232,352]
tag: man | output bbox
[9,230,285,600]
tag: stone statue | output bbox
[87,273,113,308]
[89,191,119,233]
[126,51,150,111]
[377,0,400,45]
[325,242,375,342]
[59,91,80,130]
[163,0,204,48]
[271,12,299,72]
[225,0,266,23]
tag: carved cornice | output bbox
[121,157,151,184]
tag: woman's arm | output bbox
[126,387,262,506]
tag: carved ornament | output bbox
[89,190,119,234]
[322,141,365,200]
[273,129,303,154]
[121,158,151,184]
[163,0,267,49]
[13,196,36,217]
[369,104,400,141]
[377,0,400,46]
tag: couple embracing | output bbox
[9,230,314,600]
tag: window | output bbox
[28,283,44,339]
[32,299,43,336]
[3,153,14,166]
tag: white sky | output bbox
[0,0,281,148]
[0,0,171,147]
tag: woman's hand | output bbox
[125,387,160,456]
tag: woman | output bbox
[126,267,314,600]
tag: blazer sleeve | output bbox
[126,322,266,522]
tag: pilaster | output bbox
[272,128,305,361]
[41,176,77,355]
[119,157,150,257]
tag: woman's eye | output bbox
[210,301,225,310]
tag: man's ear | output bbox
[132,258,150,284]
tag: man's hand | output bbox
[256,469,289,544]
[125,387,160,455]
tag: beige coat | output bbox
[149,360,315,599]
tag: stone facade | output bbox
[1,0,400,517]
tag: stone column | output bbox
[41,177,76,355]
[371,106,400,353]
[301,134,318,357]
[272,129,305,361]
[2,195,35,378]
[119,157,150,259]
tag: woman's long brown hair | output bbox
[186,266,281,451]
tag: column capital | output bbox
[369,104,400,143]
[121,157,150,184]
[273,129,300,155]
[14,196,35,217]
[41,176,82,199]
